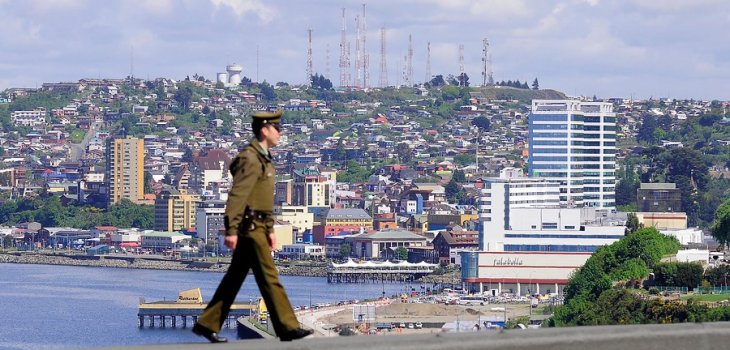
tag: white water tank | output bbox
[216,72,228,85]
[226,64,243,86]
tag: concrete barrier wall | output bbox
[95,322,730,350]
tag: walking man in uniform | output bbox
[193,110,313,343]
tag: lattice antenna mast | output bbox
[361,3,369,89]
[354,15,362,89]
[347,42,352,87]
[425,41,431,84]
[401,54,407,87]
[458,44,465,87]
[405,34,413,86]
[482,38,494,86]
[325,44,330,80]
[339,8,350,88]
[379,27,388,87]
[307,28,313,86]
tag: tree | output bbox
[453,153,475,167]
[339,244,351,259]
[441,85,462,101]
[625,213,641,235]
[395,143,412,163]
[444,179,463,203]
[451,169,466,183]
[173,86,193,111]
[637,115,658,144]
[653,262,704,290]
[471,116,490,132]
[532,78,539,90]
[395,247,408,260]
[144,172,153,194]
[704,264,730,286]
[429,75,446,87]
[2,234,12,249]
[457,73,469,87]
[711,198,730,248]
[258,81,276,100]
[310,74,333,90]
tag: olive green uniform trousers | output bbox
[196,218,299,336]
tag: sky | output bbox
[1,0,730,100]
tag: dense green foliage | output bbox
[704,264,730,286]
[629,106,730,227]
[550,225,730,326]
[618,145,727,227]
[336,161,371,184]
[550,227,680,326]
[652,262,704,290]
[0,196,153,229]
[711,198,730,247]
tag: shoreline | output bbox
[0,251,461,284]
[0,251,327,276]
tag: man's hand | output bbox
[224,235,238,251]
[267,232,277,251]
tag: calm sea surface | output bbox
[0,264,415,350]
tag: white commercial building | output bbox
[464,169,625,295]
[528,100,617,209]
[278,243,325,259]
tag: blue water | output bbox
[0,264,418,350]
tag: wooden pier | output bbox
[327,259,438,283]
[137,288,254,329]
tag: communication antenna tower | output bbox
[339,8,350,87]
[458,44,465,86]
[361,3,369,89]
[405,34,413,86]
[354,15,362,88]
[401,54,407,87]
[130,45,134,81]
[482,38,494,86]
[326,44,330,80]
[425,41,431,84]
[379,27,388,87]
[307,28,313,86]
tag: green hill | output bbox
[471,86,567,104]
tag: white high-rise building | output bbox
[528,100,616,209]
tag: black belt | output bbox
[245,209,271,220]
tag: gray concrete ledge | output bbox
[93,322,730,350]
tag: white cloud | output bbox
[408,0,536,22]
[28,0,86,11]
[209,0,276,23]
[632,0,725,12]
[136,0,174,15]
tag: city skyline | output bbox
[1,0,729,100]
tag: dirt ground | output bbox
[321,301,533,328]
